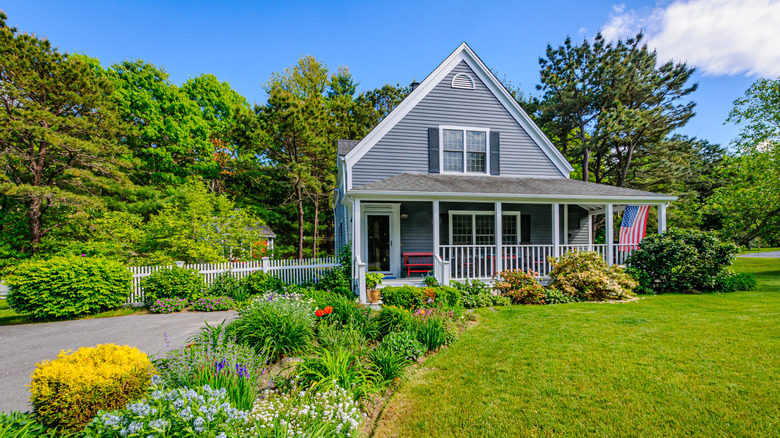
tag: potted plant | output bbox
[366,272,385,303]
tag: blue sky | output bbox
[5,0,777,148]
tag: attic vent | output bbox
[451,73,475,90]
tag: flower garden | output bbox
[0,229,761,437]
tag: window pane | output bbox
[467,152,486,172]
[466,131,486,152]
[444,151,463,172]
[452,215,472,245]
[502,215,517,245]
[475,215,495,245]
[443,129,464,151]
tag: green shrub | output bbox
[141,266,203,303]
[376,306,414,337]
[626,228,738,293]
[314,267,353,297]
[380,330,425,361]
[711,270,757,292]
[206,272,241,299]
[6,256,131,319]
[316,322,367,353]
[451,279,496,308]
[227,295,315,361]
[369,347,409,385]
[381,285,461,309]
[549,251,637,301]
[240,271,285,296]
[544,288,579,304]
[148,297,188,314]
[490,294,512,306]
[295,349,380,400]
[190,296,235,311]
[30,344,155,431]
[494,270,546,304]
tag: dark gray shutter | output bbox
[490,131,500,175]
[521,214,531,243]
[428,128,440,174]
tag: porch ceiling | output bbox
[350,173,676,202]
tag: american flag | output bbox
[619,205,650,250]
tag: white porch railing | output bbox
[128,256,338,305]
[433,253,451,286]
[439,244,635,281]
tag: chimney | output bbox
[410,78,420,91]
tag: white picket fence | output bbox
[127,256,338,305]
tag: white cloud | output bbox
[601,0,780,77]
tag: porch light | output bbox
[400,213,409,219]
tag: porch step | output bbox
[379,278,427,288]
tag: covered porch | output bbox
[346,174,675,303]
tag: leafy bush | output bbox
[544,288,579,304]
[490,294,512,306]
[148,297,188,314]
[206,273,241,300]
[494,270,546,304]
[240,271,285,296]
[381,285,461,309]
[190,296,235,312]
[712,270,757,292]
[451,279,496,308]
[379,330,425,361]
[0,411,79,438]
[369,347,409,384]
[307,290,366,326]
[85,384,249,437]
[376,306,414,337]
[227,295,315,361]
[423,275,439,287]
[246,384,361,437]
[626,228,739,293]
[141,266,204,303]
[7,256,131,319]
[314,268,352,297]
[316,322,366,353]
[30,344,155,431]
[295,349,379,400]
[549,251,637,301]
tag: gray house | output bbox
[334,43,675,303]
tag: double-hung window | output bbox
[441,127,489,173]
[449,211,522,245]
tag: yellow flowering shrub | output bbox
[548,251,637,301]
[30,344,155,431]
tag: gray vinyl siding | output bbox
[568,205,590,244]
[352,61,564,187]
[400,202,433,253]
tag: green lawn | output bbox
[0,299,144,325]
[374,258,780,437]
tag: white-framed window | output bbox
[440,126,490,174]
[448,211,522,245]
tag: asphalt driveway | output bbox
[0,311,235,413]
[738,251,780,258]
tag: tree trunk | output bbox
[313,192,319,257]
[582,148,590,182]
[27,195,43,252]
[296,182,305,260]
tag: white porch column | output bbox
[495,201,503,274]
[605,203,614,266]
[658,203,667,234]
[552,203,560,258]
[433,200,440,257]
[563,204,569,244]
[588,213,594,249]
[352,199,366,303]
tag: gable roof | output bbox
[350,173,677,202]
[343,42,574,179]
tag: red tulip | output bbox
[324,306,333,315]
[315,309,325,317]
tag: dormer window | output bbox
[441,127,489,173]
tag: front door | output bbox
[366,214,391,272]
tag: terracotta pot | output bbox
[368,289,381,304]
